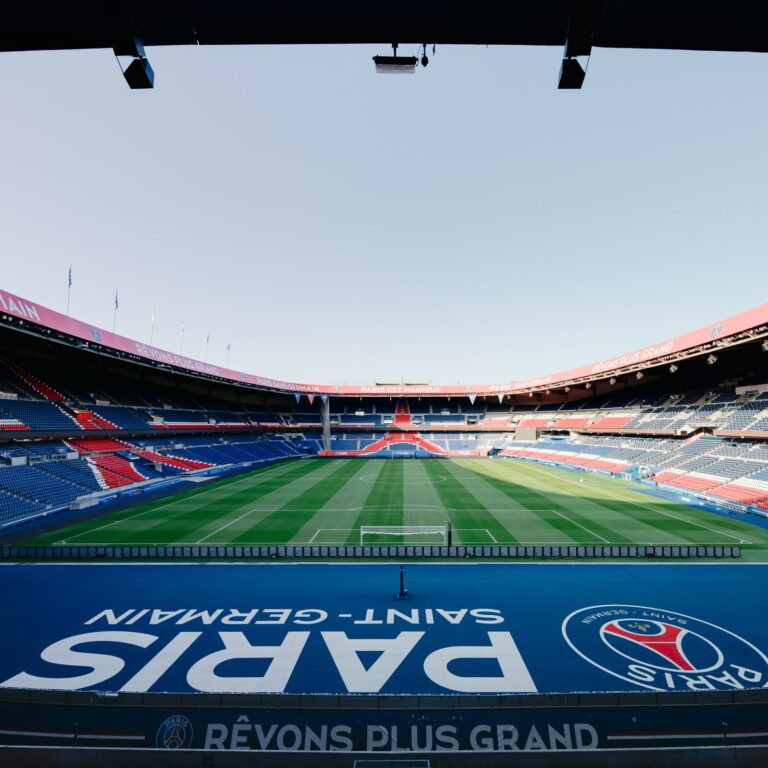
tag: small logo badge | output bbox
[156,715,193,749]
[563,605,768,691]
[89,327,102,343]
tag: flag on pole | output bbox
[66,266,73,316]
[226,342,231,352]
[112,290,120,332]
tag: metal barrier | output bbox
[0,543,741,560]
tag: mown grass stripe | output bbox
[454,459,631,544]
[231,459,370,544]
[29,458,306,545]
[346,459,405,544]
[423,459,517,545]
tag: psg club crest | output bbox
[156,715,193,749]
[562,605,768,692]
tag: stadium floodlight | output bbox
[762,340,768,352]
[373,44,417,73]
[636,371,644,380]
[585,382,592,389]
[564,386,570,393]
[707,354,718,365]
[609,377,617,385]
[669,364,679,373]
[528,391,534,397]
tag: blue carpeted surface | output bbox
[1,563,766,696]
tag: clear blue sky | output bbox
[0,43,766,385]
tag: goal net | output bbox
[360,524,450,546]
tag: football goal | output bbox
[360,524,451,546]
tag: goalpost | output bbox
[360,524,451,546]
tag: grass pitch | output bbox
[21,458,768,560]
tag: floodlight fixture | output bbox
[707,354,718,365]
[609,377,617,385]
[669,364,679,373]
[636,372,644,380]
[762,340,768,352]
[374,43,417,74]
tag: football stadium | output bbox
[4,2,768,767]
[2,291,768,766]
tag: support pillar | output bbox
[321,397,331,451]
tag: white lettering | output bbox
[186,631,308,693]
[322,631,424,692]
[423,632,537,693]
[1,631,157,690]
[204,724,228,749]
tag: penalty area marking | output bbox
[307,528,498,545]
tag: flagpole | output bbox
[226,342,231,367]
[180,322,185,353]
[204,333,210,363]
[112,291,119,333]
[149,308,155,345]
[66,266,72,316]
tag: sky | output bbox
[0,43,766,386]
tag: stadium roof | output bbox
[2,1,768,53]
[1,287,767,398]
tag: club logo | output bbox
[156,714,193,749]
[562,605,768,692]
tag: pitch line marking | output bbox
[54,496,198,545]
[54,462,302,544]
[559,474,753,545]
[52,540,737,548]
[551,509,610,543]
[195,509,258,544]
